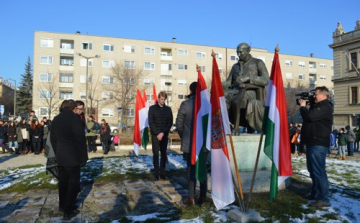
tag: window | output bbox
[81,42,92,50]
[178,94,186,100]
[298,61,305,68]
[40,56,53,65]
[196,51,206,59]
[60,73,73,83]
[124,60,135,69]
[103,43,114,51]
[144,46,155,55]
[59,92,73,99]
[178,49,188,55]
[60,57,73,66]
[79,91,86,100]
[351,87,358,104]
[102,108,114,117]
[40,73,52,82]
[319,63,326,68]
[230,54,238,61]
[60,40,73,49]
[124,45,135,53]
[144,62,155,70]
[39,90,51,99]
[102,76,114,84]
[319,75,326,80]
[125,108,134,117]
[143,78,154,86]
[177,79,187,85]
[196,66,205,72]
[285,60,293,66]
[216,53,223,60]
[40,38,54,47]
[102,91,114,100]
[80,59,93,67]
[298,74,304,80]
[219,67,223,74]
[39,107,49,116]
[80,75,92,83]
[178,64,188,70]
[309,61,316,69]
[102,60,114,68]
[285,72,293,79]
[124,77,135,85]
[351,52,358,70]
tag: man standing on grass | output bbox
[300,86,333,208]
[148,91,173,181]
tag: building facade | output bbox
[329,20,360,129]
[33,31,334,126]
[0,77,15,118]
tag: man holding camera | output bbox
[299,86,333,208]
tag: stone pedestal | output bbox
[227,134,287,193]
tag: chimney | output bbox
[310,53,314,57]
[172,37,176,43]
[76,31,81,34]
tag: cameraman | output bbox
[299,86,333,208]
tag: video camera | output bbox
[295,89,315,106]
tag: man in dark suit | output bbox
[50,100,88,220]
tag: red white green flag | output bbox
[142,90,149,150]
[153,84,158,105]
[210,55,235,210]
[263,48,293,200]
[133,89,148,155]
[191,69,211,184]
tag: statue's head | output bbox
[236,43,251,61]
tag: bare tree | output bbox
[37,73,61,119]
[111,62,149,132]
[87,74,102,116]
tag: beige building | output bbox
[33,31,334,126]
[329,20,360,129]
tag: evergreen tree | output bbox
[16,56,33,115]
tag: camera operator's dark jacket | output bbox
[300,100,333,147]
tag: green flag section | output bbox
[133,89,149,156]
[263,48,293,200]
[191,69,211,184]
[142,90,149,150]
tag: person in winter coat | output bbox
[50,99,88,221]
[100,119,111,155]
[7,121,17,154]
[345,125,355,156]
[86,115,97,153]
[0,119,8,153]
[337,128,347,160]
[40,120,49,153]
[17,119,30,155]
[30,120,43,155]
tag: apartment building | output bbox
[329,20,360,129]
[33,31,334,126]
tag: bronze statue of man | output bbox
[223,43,269,133]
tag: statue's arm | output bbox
[249,60,269,87]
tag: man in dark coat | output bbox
[148,91,173,180]
[176,82,208,206]
[50,100,88,220]
[300,86,333,208]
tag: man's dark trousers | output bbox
[58,166,80,214]
[152,135,168,177]
[186,151,208,198]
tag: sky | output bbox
[0,0,359,86]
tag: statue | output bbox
[223,43,269,134]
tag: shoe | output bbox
[183,197,195,206]
[309,201,330,208]
[63,210,79,220]
[342,157,346,160]
[198,196,207,205]
[305,194,316,200]
[160,175,168,180]
[338,157,342,160]
[153,175,159,181]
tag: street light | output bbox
[76,53,100,115]
[7,78,16,118]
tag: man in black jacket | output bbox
[148,91,173,180]
[50,100,88,220]
[300,86,333,208]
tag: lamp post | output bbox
[7,78,16,118]
[76,53,100,115]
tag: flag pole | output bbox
[246,131,264,211]
[229,133,246,212]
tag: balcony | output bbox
[60,48,74,54]
[309,68,317,73]
[60,65,74,71]
[59,82,73,88]
[161,55,173,61]
[161,85,172,91]
[161,70,173,76]
[161,49,172,61]
[60,39,74,54]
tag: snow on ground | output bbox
[1,154,359,222]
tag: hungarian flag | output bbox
[191,69,211,184]
[210,54,235,210]
[153,84,158,105]
[142,90,149,150]
[133,89,149,155]
[263,47,293,200]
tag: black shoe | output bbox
[305,194,316,200]
[160,175,168,180]
[63,210,79,220]
[153,175,159,181]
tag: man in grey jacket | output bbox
[176,82,208,206]
[346,125,355,156]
